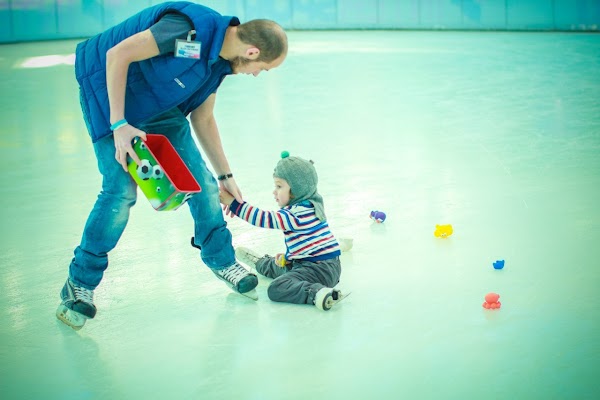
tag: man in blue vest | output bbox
[56,2,288,330]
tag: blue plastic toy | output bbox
[493,260,505,270]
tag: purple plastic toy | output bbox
[370,210,386,223]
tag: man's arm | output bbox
[106,29,159,170]
[190,93,243,203]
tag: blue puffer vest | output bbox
[75,1,236,142]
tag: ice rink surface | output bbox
[1,31,599,399]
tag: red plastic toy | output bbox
[483,292,501,309]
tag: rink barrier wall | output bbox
[1,0,599,44]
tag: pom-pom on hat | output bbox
[274,151,326,221]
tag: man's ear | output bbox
[245,47,260,60]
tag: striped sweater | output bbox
[230,199,341,262]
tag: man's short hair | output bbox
[237,19,288,62]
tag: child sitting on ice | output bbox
[219,152,346,310]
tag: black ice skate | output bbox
[56,279,97,330]
[213,262,259,300]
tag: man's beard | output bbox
[228,56,252,72]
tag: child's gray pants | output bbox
[255,256,341,305]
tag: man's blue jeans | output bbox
[69,107,235,290]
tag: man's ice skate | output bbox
[56,304,87,330]
[56,279,97,330]
[314,287,349,311]
[235,246,264,270]
[213,262,259,300]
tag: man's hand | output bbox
[113,125,147,171]
[219,178,242,217]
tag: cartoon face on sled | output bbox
[127,134,201,211]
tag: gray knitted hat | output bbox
[273,152,326,222]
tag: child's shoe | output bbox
[235,247,264,269]
[213,262,259,300]
[56,279,97,330]
[314,287,348,311]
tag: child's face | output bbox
[273,178,292,207]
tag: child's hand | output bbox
[219,188,234,206]
[275,253,287,268]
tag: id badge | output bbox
[175,30,201,59]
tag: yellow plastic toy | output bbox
[276,254,287,267]
[434,224,453,238]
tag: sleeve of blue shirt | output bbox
[149,13,192,55]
